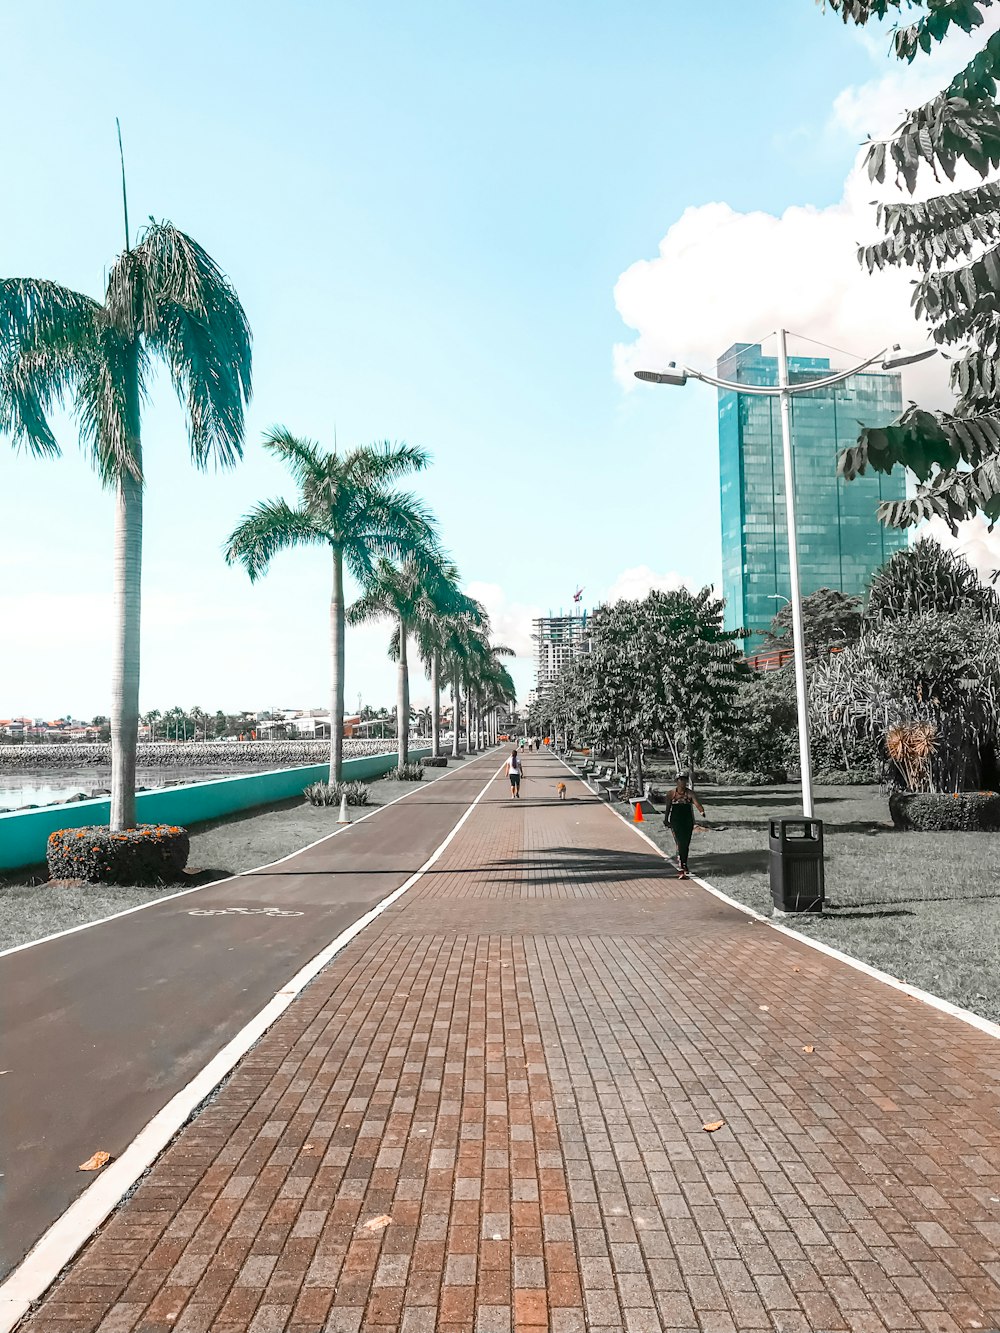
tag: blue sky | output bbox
[0,1,956,715]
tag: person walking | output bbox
[506,746,523,799]
[665,772,704,879]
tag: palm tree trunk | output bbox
[452,664,461,758]
[330,546,345,781]
[109,459,143,832]
[431,650,441,758]
[397,614,409,768]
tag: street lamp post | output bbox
[636,331,935,820]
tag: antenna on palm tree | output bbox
[115,117,130,251]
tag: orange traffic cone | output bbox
[633,802,644,823]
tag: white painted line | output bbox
[0,757,503,1332]
[0,749,488,960]
[557,754,1000,1044]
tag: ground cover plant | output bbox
[0,756,476,952]
[625,755,1000,1024]
[303,780,371,806]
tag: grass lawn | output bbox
[0,757,476,953]
[622,757,1000,1025]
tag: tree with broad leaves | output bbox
[225,431,436,781]
[562,588,747,795]
[765,587,864,659]
[0,222,252,829]
[820,0,1000,528]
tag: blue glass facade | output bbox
[718,343,907,652]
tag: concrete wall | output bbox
[0,749,430,873]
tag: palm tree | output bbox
[432,604,486,758]
[401,561,478,759]
[347,549,446,767]
[0,223,251,829]
[225,431,435,780]
[464,633,515,750]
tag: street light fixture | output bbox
[635,328,936,820]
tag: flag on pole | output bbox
[573,587,583,603]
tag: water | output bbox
[0,766,286,813]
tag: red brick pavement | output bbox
[16,752,1000,1332]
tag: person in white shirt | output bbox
[506,748,522,799]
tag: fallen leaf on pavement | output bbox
[79,1151,111,1171]
[802,1045,815,1054]
[702,1120,725,1133]
[362,1214,392,1232]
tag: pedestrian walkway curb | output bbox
[565,754,1000,1045]
[0,757,504,1333]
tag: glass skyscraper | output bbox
[718,342,907,652]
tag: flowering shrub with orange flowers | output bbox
[47,824,190,884]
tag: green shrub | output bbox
[388,762,425,782]
[47,824,190,884]
[424,756,448,768]
[303,780,370,807]
[889,791,1000,832]
[814,769,879,786]
[708,770,773,787]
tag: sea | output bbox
[0,765,287,813]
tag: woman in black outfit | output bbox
[665,773,705,880]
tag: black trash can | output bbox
[769,818,824,913]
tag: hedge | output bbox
[48,824,190,884]
[813,769,880,786]
[889,791,1000,832]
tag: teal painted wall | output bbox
[0,750,430,872]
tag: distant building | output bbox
[532,612,587,691]
[718,342,907,652]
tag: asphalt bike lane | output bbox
[0,750,504,1280]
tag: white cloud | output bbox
[612,24,1000,411]
[601,565,691,605]
[923,516,1000,587]
[612,159,950,408]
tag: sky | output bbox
[2,0,998,718]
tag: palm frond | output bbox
[261,426,327,490]
[224,498,327,581]
[0,344,75,457]
[350,441,431,487]
[105,222,251,468]
[351,488,439,564]
[150,296,250,469]
[346,573,396,627]
[74,326,147,486]
[0,279,101,459]
[0,279,100,353]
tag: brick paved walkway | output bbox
[17,753,1000,1333]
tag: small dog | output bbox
[556,781,567,800]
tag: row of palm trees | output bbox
[1,220,514,832]
[223,427,515,776]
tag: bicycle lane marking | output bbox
[0,749,492,961]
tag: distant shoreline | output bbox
[0,739,400,771]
